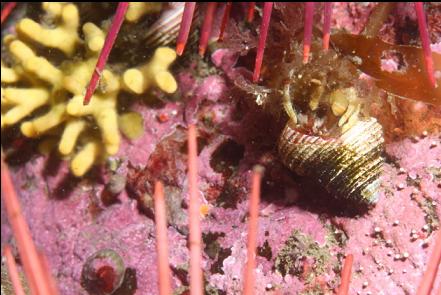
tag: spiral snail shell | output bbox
[278,117,384,207]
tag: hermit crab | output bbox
[233,2,440,208]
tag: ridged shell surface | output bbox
[278,118,384,206]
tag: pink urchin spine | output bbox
[154,181,172,295]
[303,2,315,64]
[1,156,55,295]
[416,230,441,295]
[243,166,263,295]
[4,245,26,295]
[337,253,354,295]
[323,2,333,51]
[188,124,203,295]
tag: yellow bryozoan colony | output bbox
[1,3,178,177]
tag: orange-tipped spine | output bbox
[303,2,315,64]
[199,2,218,56]
[323,2,333,51]
[176,2,196,56]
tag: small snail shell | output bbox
[81,249,126,295]
[278,117,384,207]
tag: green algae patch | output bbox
[274,230,331,277]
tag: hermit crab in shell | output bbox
[236,19,440,209]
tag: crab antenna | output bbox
[253,2,273,83]
[247,2,256,23]
[176,2,196,56]
[1,2,16,24]
[83,2,128,105]
[416,230,441,295]
[323,2,333,51]
[188,124,203,295]
[4,245,26,295]
[243,166,264,295]
[1,155,55,295]
[218,2,232,42]
[415,2,436,88]
[154,181,172,295]
[303,2,315,63]
[199,2,218,56]
[337,254,354,295]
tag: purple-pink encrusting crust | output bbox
[1,3,441,295]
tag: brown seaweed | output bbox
[331,33,441,106]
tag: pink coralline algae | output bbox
[1,2,441,295]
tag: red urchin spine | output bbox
[414,2,436,88]
[83,2,129,105]
[322,2,333,51]
[247,2,256,23]
[253,2,273,83]
[303,2,315,64]
[176,2,197,56]
[199,2,218,56]
[218,2,232,42]
[1,2,16,24]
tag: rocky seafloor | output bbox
[1,3,441,295]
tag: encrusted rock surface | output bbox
[1,3,441,295]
